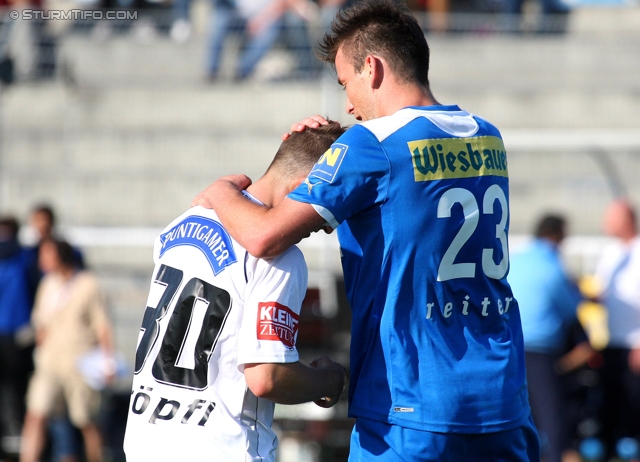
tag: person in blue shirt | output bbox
[193,1,539,460]
[509,214,589,462]
[0,216,34,460]
[509,215,584,354]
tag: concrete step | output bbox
[1,5,639,232]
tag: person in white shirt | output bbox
[123,121,347,462]
[595,199,640,458]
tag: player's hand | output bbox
[310,356,347,408]
[282,115,329,141]
[192,174,252,208]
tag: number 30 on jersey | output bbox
[134,264,232,390]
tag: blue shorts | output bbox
[348,415,540,462]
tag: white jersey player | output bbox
[124,123,347,462]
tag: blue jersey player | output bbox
[193,1,539,460]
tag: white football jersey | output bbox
[123,205,307,461]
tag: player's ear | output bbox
[366,55,383,90]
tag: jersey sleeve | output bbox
[236,247,308,368]
[287,125,390,227]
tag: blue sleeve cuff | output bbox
[311,204,339,229]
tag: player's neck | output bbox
[620,229,638,244]
[377,82,439,117]
[245,176,290,209]
[57,265,76,281]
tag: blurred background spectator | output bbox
[21,205,87,462]
[169,0,191,42]
[411,0,453,33]
[594,200,640,460]
[205,0,319,82]
[0,0,56,81]
[500,0,571,33]
[24,204,85,303]
[509,214,595,462]
[0,216,33,461]
[20,238,114,462]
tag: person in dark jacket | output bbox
[0,216,34,460]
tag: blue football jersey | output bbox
[289,105,530,433]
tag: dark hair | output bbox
[317,0,430,87]
[266,121,347,180]
[535,214,566,239]
[0,216,20,240]
[32,204,56,227]
[617,199,638,228]
[49,238,78,269]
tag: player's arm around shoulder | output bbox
[244,357,347,408]
[250,200,327,258]
[193,176,326,258]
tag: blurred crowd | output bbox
[508,200,640,462]
[0,0,571,85]
[0,204,115,462]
